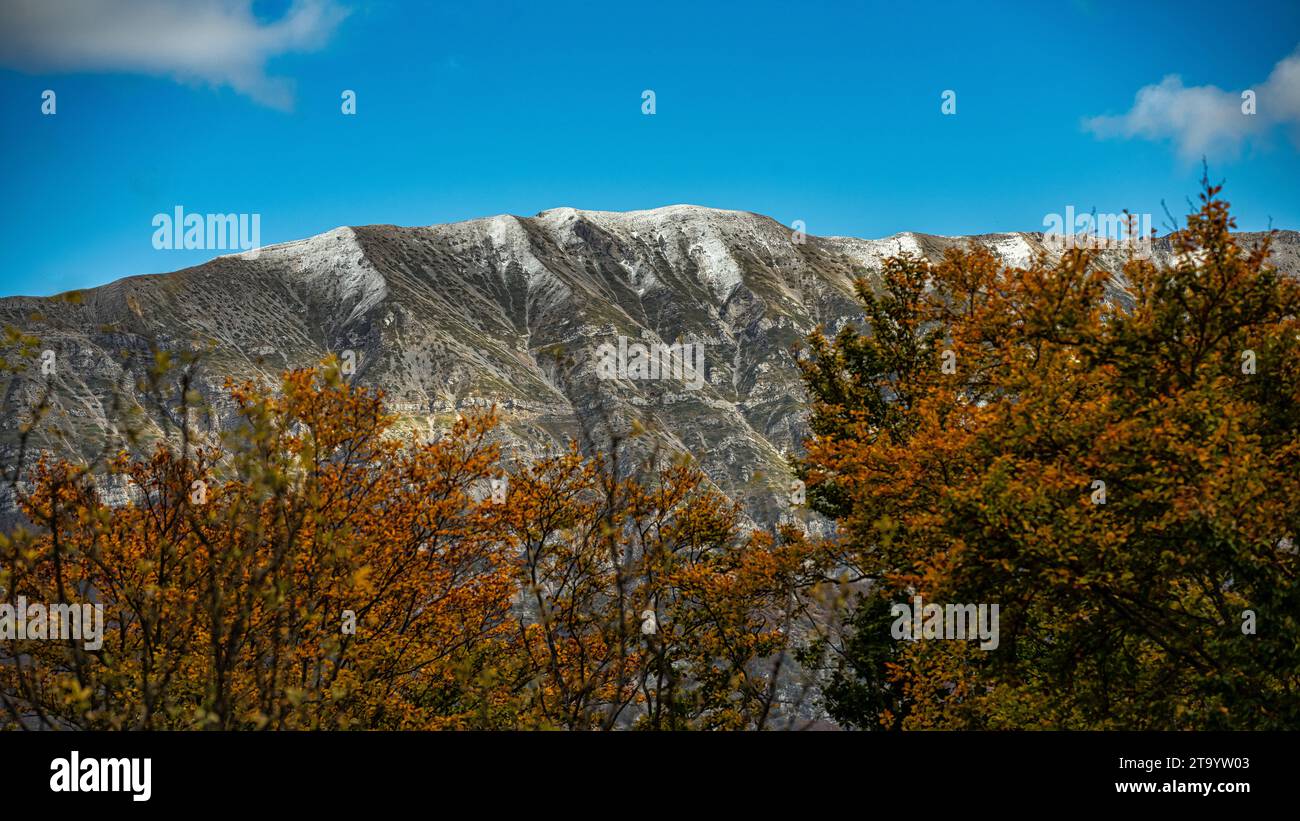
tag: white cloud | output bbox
[1085,44,1300,161]
[0,0,348,110]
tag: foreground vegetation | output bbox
[2,181,1297,729]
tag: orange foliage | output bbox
[1,362,823,730]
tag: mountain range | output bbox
[3,206,1297,527]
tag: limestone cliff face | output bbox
[3,206,1296,527]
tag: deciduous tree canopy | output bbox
[798,182,1300,729]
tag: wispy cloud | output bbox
[1084,44,1300,161]
[0,0,349,110]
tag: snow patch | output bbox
[984,234,1036,268]
[540,205,753,300]
[260,227,388,324]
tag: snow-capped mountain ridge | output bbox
[3,205,1296,527]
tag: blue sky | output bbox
[1,0,1298,297]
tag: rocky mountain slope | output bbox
[3,206,1297,527]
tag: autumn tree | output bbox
[1,358,826,730]
[495,437,826,730]
[798,180,1300,729]
[0,363,517,729]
